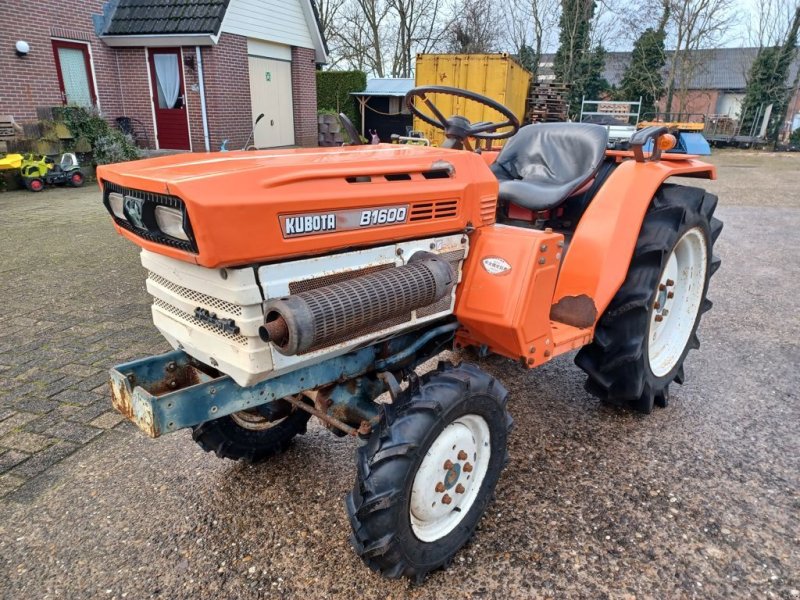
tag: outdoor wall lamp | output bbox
[15,41,30,57]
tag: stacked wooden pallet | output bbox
[527,82,569,123]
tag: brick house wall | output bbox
[196,34,253,151]
[291,46,318,147]
[0,0,123,121]
[1,5,320,151]
[114,48,156,148]
[656,90,720,117]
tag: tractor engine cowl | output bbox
[260,252,455,356]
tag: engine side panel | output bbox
[143,233,467,387]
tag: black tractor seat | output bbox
[490,123,609,212]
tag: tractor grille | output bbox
[102,181,197,253]
[409,199,459,221]
[480,195,497,224]
[147,272,243,316]
[152,297,250,346]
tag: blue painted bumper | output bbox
[109,347,378,438]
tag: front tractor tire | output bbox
[576,183,723,413]
[346,362,513,582]
[191,399,312,463]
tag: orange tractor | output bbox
[99,86,722,581]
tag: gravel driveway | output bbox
[0,150,798,599]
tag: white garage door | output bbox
[248,56,295,148]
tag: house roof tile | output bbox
[104,0,229,36]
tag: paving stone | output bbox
[77,371,111,392]
[0,411,39,436]
[9,441,79,479]
[0,449,30,474]
[0,473,26,497]
[42,375,84,398]
[12,396,59,414]
[90,411,126,430]
[0,431,55,453]
[61,363,104,379]
[69,401,111,424]
[42,421,102,444]
[22,413,65,434]
[51,388,103,407]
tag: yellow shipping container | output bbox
[413,53,531,148]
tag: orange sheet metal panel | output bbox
[455,224,563,365]
[554,157,715,317]
[97,144,499,268]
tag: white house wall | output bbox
[223,0,314,49]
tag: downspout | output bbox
[196,46,211,152]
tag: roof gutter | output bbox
[100,33,216,47]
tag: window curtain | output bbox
[57,47,92,107]
[153,54,180,109]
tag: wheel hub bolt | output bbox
[455,484,465,494]
[463,462,473,473]
[442,494,452,505]
[654,315,664,322]
[653,301,661,309]
[457,450,468,460]
[659,283,666,291]
[443,459,454,470]
[667,291,675,299]
[666,279,675,286]
[435,482,445,493]
[662,309,669,316]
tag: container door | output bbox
[248,56,295,148]
[148,48,190,150]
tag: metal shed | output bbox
[351,78,415,142]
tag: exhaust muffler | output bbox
[260,252,455,355]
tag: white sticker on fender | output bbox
[482,256,512,275]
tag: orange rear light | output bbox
[659,134,677,151]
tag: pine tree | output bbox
[740,7,800,143]
[553,0,608,118]
[617,3,669,118]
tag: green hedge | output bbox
[317,70,367,125]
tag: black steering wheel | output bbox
[404,86,520,149]
[338,113,363,145]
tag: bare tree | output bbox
[445,0,502,53]
[663,0,738,114]
[505,0,560,79]
[388,0,448,77]
[316,0,348,68]
[748,0,799,48]
[333,0,393,76]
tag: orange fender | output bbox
[553,157,715,319]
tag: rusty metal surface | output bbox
[549,294,598,329]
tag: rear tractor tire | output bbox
[191,397,312,463]
[346,362,513,582]
[576,183,722,413]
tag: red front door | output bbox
[148,48,190,150]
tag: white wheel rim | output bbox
[409,414,491,542]
[648,227,708,377]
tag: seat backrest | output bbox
[490,123,609,190]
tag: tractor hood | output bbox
[97,145,498,268]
